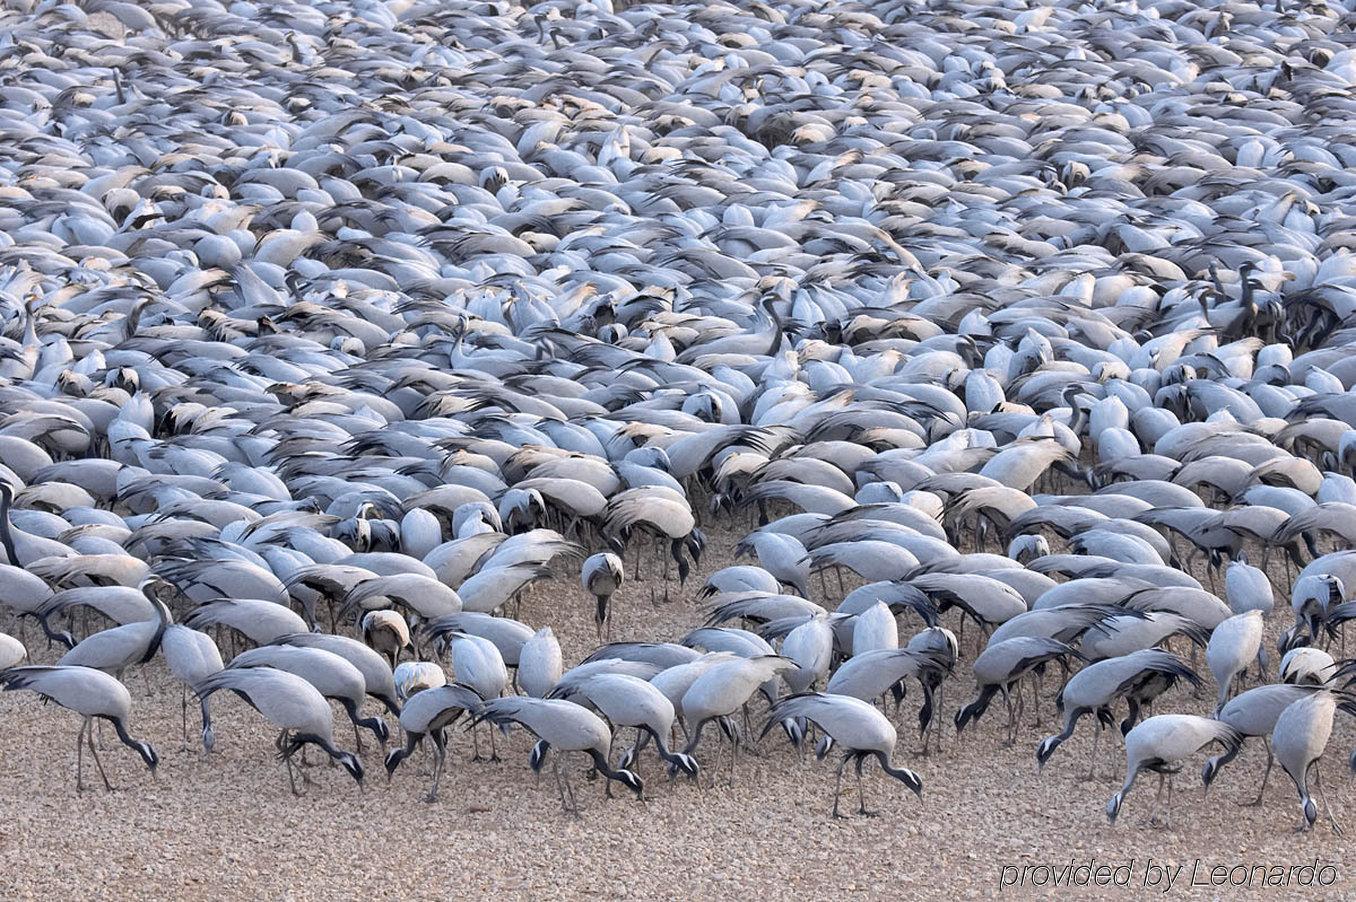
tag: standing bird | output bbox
[581,552,625,641]
[1106,715,1242,827]
[160,624,224,747]
[1207,611,1266,711]
[1280,647,1335,685]
[57,591,171,684]
[394,661,447,701]
[956,638,1082,745]
[1037,650,1201,778]
[682,655,796,782]
[1217,684,1317,806]
[361,610,412,668]
[566,674,699,782]
[195,667,364,795]
[229,645,390,748]
[0,665,158,791]
[763,693,923,818]
[519,627,562,698]
[469,697,642,813]
[445,632,508,760]
[1272,691,1349,834]
[1225,556,1273,615]
[274,632,401,717]
[384,684,484,802]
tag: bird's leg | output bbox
[856,759,878,817]
[471,723,483,761]
[1033,670,1044,727]
[353,722,365,755]
[425,732,446,804]
[76,719,87,793]
[1147,773,1166,826]
[1002,689,1016,748]
[180,684,189,751]
[1081,726,1103,783]
[281,732,302,796]
[835,566,845,595]
[87,720,114,791]
[1314,760,1343,836]
[489,725,500,762]
[552,758,567,810]
[831,756,849,819]
[605,732,616,799]
[1241,738,1274,807]
[563,763,581,818]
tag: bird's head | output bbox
[686,528,707,564]
[1106,792,1123,825]
[814,735,834,762]
[613,768,643,798]
[137,741,160,774]
[370,718,391,745]
[529,738,550,773]
[383,747,405,778]
[1201,755,1226,790]
[1303,797,1319,830]
[894,767,923,798]
[1034,736,1059,770]
[666,753,700,780]
[338,751,365,786]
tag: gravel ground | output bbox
[1,525,1351,901]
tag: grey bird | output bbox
[195,666,364,796]
[0,665,158,791]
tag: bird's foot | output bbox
[423,792,439,804]
[1237,797,1265,808]
[858,806,879,818]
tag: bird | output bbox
[1037,650,1201,779]
[562,673,699,782]
[519,627,563,698]
[394,662,447,701]
[228,645,390,748]
[361,610,412,669]
[384,684,485,802]
[1106,715,1242,827]
[0,665,158,791]
[682,655,796,783]
[956,638,1082,745]
[468,697,642,814]
[0,632,28,669]
[1271,690,1351,834]
[581,552,625,641]
[762,693,922,818]
[195,667,364,795]
[1217,684,1319,807]
[1207,611,1267,711]
[159,624,224,746]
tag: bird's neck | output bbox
[0,487,16,566]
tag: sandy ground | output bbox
[0,524,1352,901]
